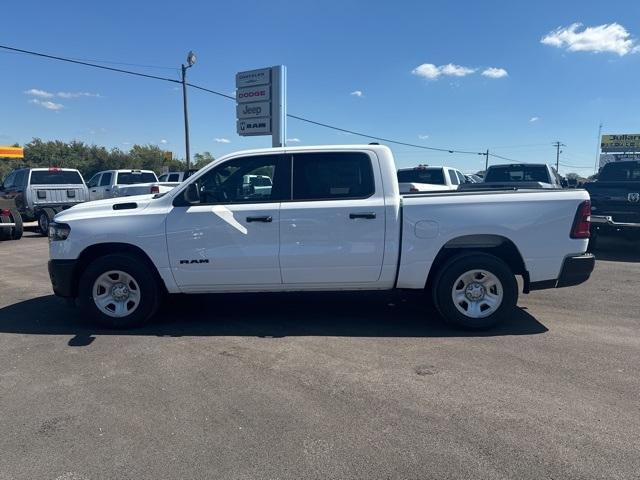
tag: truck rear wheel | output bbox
[9,210,23,240]
[433,252,518,330]
[0,215,11,240]
[78,253,160,329]
[38,208,55,236]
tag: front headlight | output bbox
[48,222,71,241]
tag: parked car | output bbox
[0,193,23,241]
[86,169,158,200]
[397,165,467,193]
[48,145,594,330]
[158,170,198,182]
[585,160,640,247]
[460,163,564,190]
[1,167,88,235]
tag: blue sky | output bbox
[1,0,639,175]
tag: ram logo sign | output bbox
[628,193,640,203]
[179,259,210,265]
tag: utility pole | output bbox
[484,149,489,172]
[553,141,565,172]
[181,51,197,171]
[594,123,603,175]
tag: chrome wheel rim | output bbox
[92,270,141,318]
[451,269,503,319]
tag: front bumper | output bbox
[530,253,595,291]
[48,259,77,297]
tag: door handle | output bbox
[91,189,97,192]
[246,215,272,223]
[349,212,376,219]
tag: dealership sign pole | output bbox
[236,66,287,147]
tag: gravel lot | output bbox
[0,231,638,480]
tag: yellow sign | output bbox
[601,134,640,152]
[163,151,173,161]
[0,146,24,158]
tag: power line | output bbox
[0,44,181,84]
[0,43,487,156]
[488,152,521,162]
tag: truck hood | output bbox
[54,194,156,222]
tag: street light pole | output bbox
[181,51,196,171]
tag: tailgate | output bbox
[586,182,640,222]
[30,186,87,206]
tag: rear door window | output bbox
[292,152,374,201]
[30,170,84,185]
[448,169,460,185]
[168,173,180,182]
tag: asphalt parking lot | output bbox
[0,231,639,480]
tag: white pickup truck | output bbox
[397,165,467,193]
[47,145,594,329]
[86,169,179,199]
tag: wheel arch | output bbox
[71,242,167,297]
[425,234,528,292]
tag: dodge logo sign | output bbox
[628,192,640,203]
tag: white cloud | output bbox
[529,116,540,123]
[57,91,101,98]
[482,67,508,78]
[160,139,168,144]
[541,23,638,56]
[418,134,430,140]
[24,88,54,98]
[286,138,301,143]
[350,90,363,97]
[214,138,231,143]
[411,63,476,80]
[29,99,64,110]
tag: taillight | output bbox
[150,185,160,194]
[0,209,10,216]
[570,200,591,239]
[410,187,419,193]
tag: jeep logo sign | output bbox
[236,101,271,119]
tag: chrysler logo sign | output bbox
[628,192,640,203]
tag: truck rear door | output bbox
[279,151,386,284]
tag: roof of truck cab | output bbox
[216,144,393,158]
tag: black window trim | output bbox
[172,150,378,207]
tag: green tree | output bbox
[193,151,215,169]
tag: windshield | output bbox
[30,170,84,185]
[485,165,549,183]
[599,162,640,181]
[116,172,158,185]
[397,169,445,185]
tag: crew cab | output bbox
[48,145,595,330]
[460,163,564,190]
[1,167,88,235]
[397,165,467,193]
[86,169,159,200]
[585,160,640,245]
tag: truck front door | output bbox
[165,154,289,290]
[279,151,386,285]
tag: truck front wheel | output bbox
[433,252,518,330]
[78,253,160,329]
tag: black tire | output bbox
[77,253,160,329]
[37,208,55,236]
[432,252,518,330]
[9,209,23,240]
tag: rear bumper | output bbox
[529,253,595,291]
[591,215,640,229]
[48,259,77,297]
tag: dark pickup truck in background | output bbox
[585,160,640,247]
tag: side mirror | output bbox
[184,182,200,204]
